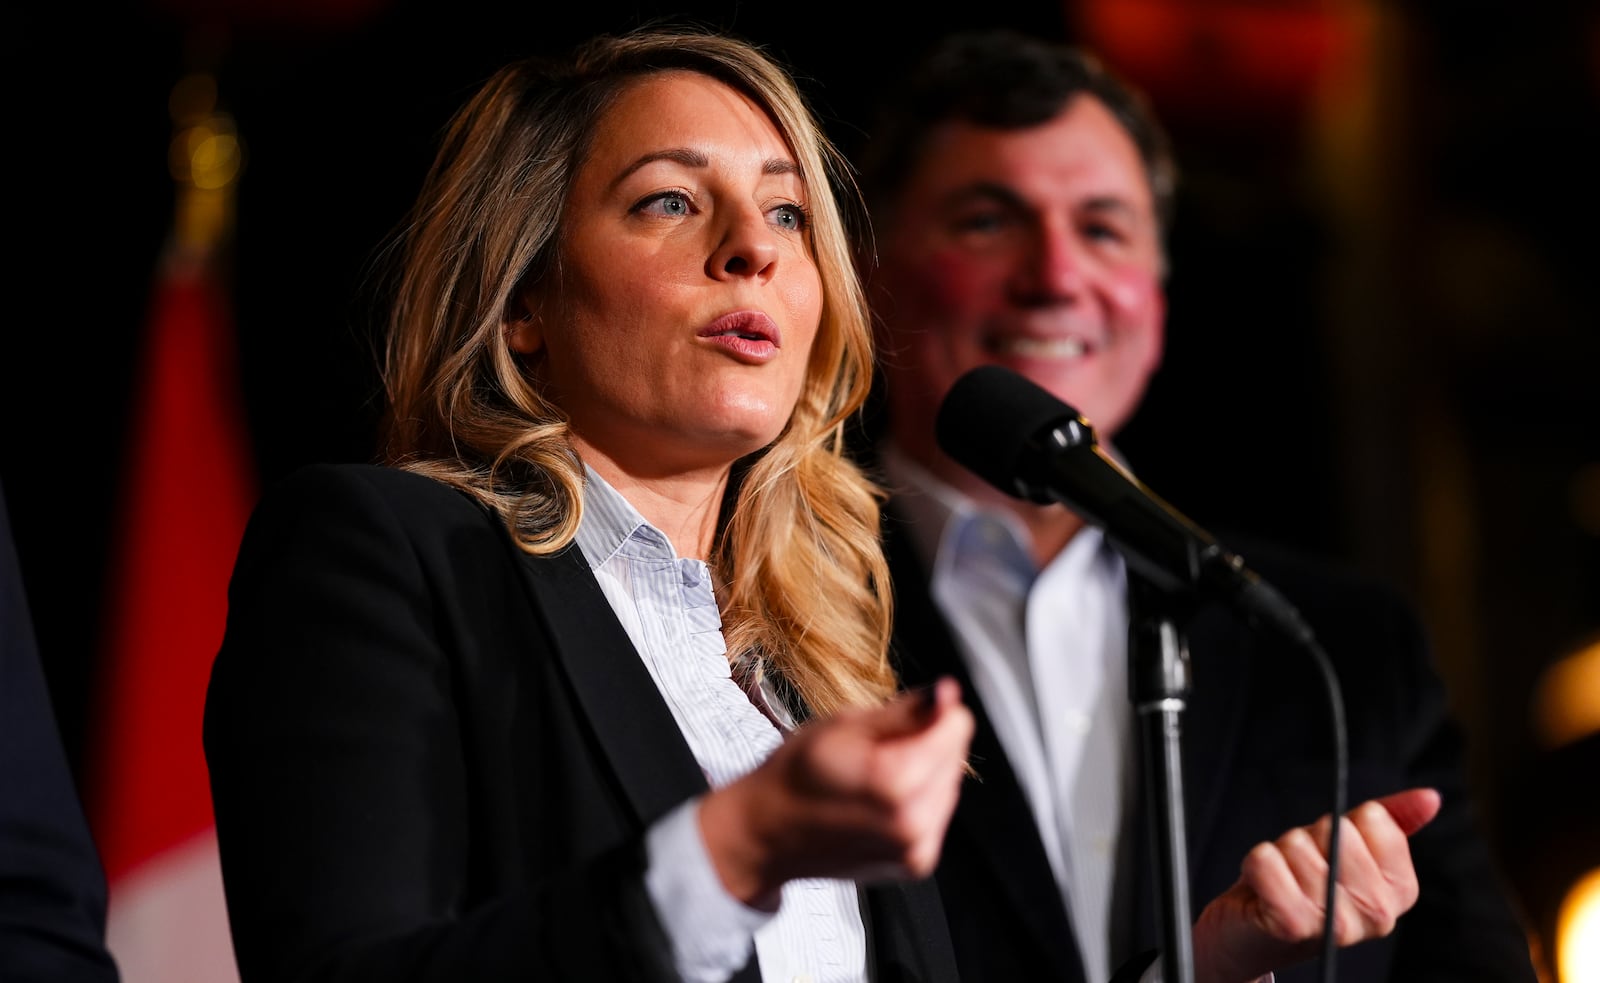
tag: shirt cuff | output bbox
[644,796,773,983]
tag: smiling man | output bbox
[857,28,1539,983]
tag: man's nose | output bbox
[1015,224,1087,302]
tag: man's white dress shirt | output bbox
[882,445,1135,983]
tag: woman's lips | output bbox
[699,311,781,363]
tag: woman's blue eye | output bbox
[638,191,692,216]
[771,203,808,230]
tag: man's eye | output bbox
[1084,222,1126,243]
[952,211,1012,235]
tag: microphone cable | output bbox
[1305,630,1348,983]
[1250,605,1349,983]
[1239,579,1348,983]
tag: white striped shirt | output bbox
[576,465,868,983]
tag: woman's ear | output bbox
[505,295,544,356]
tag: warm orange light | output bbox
[1533,641,1600,750]
[1558,867,1600,983]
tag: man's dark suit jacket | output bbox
[885,503,1538,983]
[203,463,959,983]
[0,480,120,983]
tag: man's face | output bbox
[871,94,1166,491]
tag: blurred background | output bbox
[5,0,1596,979]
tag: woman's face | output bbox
[512,70,823,478]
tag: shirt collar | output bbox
[878,440,1110,579]
[574,464,675,570]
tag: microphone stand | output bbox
[1127,573,1195,983]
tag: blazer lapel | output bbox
[520,539,957,983]
[511,543,710,825]
[861,880,962,983]
[512,543,784,983]
[1178,605,1257,864]
[885,514,1089,983]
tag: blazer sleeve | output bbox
[1373,588,1539,982]
[1185,540,1539,983]
[0,481,120,983]
[202,465,679,982]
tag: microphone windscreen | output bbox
[934,365,1088,499]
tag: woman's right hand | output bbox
[697,676,974,910]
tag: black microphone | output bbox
[935,364,1313,643]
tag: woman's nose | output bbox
[709,209,780,281]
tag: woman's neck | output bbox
[576,440,730,561]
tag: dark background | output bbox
[7,0,1597,975]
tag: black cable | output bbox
[1248,586,1347,982]
[1297,631,1348,983]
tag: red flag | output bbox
[85,108,253,981]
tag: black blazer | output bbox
[203,463,959,983]
[0,481,120,983]
[884,503,1538,983]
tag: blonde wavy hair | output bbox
[377,25,895,718]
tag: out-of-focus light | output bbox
[1070,0,1372,123]
[184,125,243,191]
[1572,462,1600,537]
[1534,640,1600,749]
[1558,867,1600,983]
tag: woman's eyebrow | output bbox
[616,147,709,185]
[613,148,801,186]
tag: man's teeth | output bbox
[990,336,1088,358]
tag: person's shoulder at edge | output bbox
[231,461,529,576]
[251,460,492,520]
[1211,530,1422,625]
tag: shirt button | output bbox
[792,976,814,983]
[1062,710,1091,734]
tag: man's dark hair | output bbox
[856,29,1178,238]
